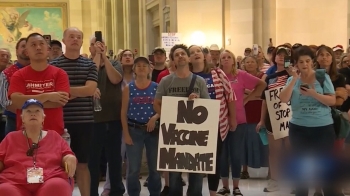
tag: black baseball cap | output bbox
[50,40,62,48]
[152,47,166,54]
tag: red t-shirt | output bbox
[156,69,170,83]
[8,65,70,135]
[0,130,74,185]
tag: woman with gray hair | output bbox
[0,99,77,196]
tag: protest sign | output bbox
[157,96,220,174]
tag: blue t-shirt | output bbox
[286,74,335,127]
[194,72,216,99]
[127,81,158,124]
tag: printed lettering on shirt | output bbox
[167,87,200,95]
[25,79,55,93]
[132,96,154,104]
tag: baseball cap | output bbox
[333,45,344,52]
[276,46,291,55]
[134,56,150,65]
[22,99,44,110]
[209,44,220,51]
[50,40,62,48]
[152,47,166,54]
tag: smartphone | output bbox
[284,56,291,68]
[43,35,51,45]
[148,54,154,63]
[300,83,309,89]
[253,44,258,55]
[269,38,272,43]
[95,31,102,42]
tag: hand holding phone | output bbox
[300,83,309,90]
[284,56,291,68]
[253,44,258,56]
[95,31,102,42]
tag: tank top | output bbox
[127,81,158,124]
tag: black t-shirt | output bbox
[152,68,167,82]
[338,68,350,111]
[261,70,290,132]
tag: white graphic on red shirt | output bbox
[25,79,55,94]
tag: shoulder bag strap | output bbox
[186,74,197,97]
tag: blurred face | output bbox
[173,48,189,68]
[275,51,287,66]
[62,28,83,51]
[134,61,151,78]
[210,50,220,64]
[153,51,166,64]
[25,35,49,61]
[22,105,45,126]
[257,48,264,61]
[121,51,134,66]
[89,38,105,57]
[49,44,62,60]
[334,50,343,60]
[341,56,349,68]
[205,53,212,63]
[236,56,242,64]
[17,40,29,60]
[244,57,258,73]
[244,50,251,57]
[296,55,313,74]
[0,49,9,71]
[316,49,332,68]
[189,46,204,64]
[220,51,235,73]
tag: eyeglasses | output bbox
[343,60,349,64]
[26,143,39,156]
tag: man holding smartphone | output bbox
[88,32,125,196]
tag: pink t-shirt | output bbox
[227,70,260,124]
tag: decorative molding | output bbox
[153,18,160,27]
[163,5,170,22]
[146,0,159,11]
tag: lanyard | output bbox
[24,130,42,168]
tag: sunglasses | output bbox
[26,143,39,156]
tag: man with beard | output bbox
[0,38,30,134]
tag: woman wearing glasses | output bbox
[0,99,76,196]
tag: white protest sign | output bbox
[264,86,291,139]
[157,96,220,174]
[161,33,181,55]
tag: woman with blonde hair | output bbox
[188,45,237,196]
[217,49,266,196]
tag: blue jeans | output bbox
[126,127,161,196]
[88,120,125,196]
[169,172,202,196]
[220,124,246,179]
[5,116,16,135]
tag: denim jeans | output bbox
[88,120,125,196]
[126,126,161,196]
[220,124,246,179]
[289,123,336,196]
[5,116,16,135]
[169,172,203,196]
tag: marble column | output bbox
[262,0,276,50]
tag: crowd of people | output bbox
[0,26,349,196]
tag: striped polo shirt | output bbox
[50,55,98,124]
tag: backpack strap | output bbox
[315,69,326,90]
[186,74,197,97]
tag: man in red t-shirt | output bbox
[8,33,70,135]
